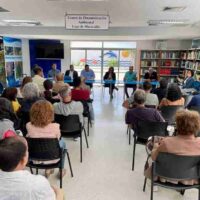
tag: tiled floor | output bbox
[49,87,198,200]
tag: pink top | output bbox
[26,122,61,139]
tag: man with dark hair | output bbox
[125,89,164,130]
[81,64,95,88]
[65,64,78,80]
[0,137,63,200]
[32,66,46,92]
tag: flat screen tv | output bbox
[35,43,64,59]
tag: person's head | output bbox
[134,89,146,105]
[30,100,54,128]
[149,67,153,74]
[85,64,89,71]
[33,66,43,77]
[73,77,81,88]
[0,137,28,172]
[108,67,114,73]
[129,66,134,72]
[56,73,64,82]
[43,80,53,91]
[70,64,74,71]
[186,70,194,78]
[176,110,200,136]
[21,76,32,89]
[52,63,57,70]
[0,97,14,120]
[159,79,168,89]
[143,81,152,92]
[59,86,71,103]
[166,83,182,102]
[22,82,40,100]
[2,87,18,101]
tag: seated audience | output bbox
[124,66,137,98]
[53,73,69,94]
[43,80,59,104]
[72,77,90,101]
[123,81,159,108]
[182,69,195,89]
[103,67,118,99]
[159,83,185,108]
[144,67,158,81]
[125,89,164,132]
[17,76,32,98]
[187,93,200,109]
[2,87,21,113]
[0,98,16,139]
[65,64,78,80]
[0,136,63,200]
[26,100,66,178]
[152,78,168,103]
[20,82,42,112]
[32,66,45,92]
[146,110,200,185]
[48,63,60,79]
[53,86,84,124]
[80,77,91,92]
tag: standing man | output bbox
[124,66,137,98]
[81,64,95,88]
[48,63,60,79]
[32,66,45,92]
[65,64,78,80]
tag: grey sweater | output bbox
[53,101,84,124]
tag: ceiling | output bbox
[0,0,200,40]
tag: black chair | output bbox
[18,111,30,136]
[160,105,184,125]
[132,121,168,171]
[189,106,200,114]
[26,138,73,188]
[0,81,4,94]
[54,114,89,162]
[143,152,200,200]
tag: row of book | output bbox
[181,61,200,71]
[141,52,159,59]
[141,61,158,67]
[160,68,179,76]
[161,52,180,59]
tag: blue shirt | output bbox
[124,71,137,82]
[48,69,60,78]
[187,94,200,108]
[81,69,95,80]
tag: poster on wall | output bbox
[0,37,6,86]
[3,37,23,80]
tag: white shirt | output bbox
[32,75,45,92]
[69,71,74,79]
[0,170,56,200]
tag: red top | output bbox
[71,89,90,101]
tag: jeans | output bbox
[59,138,66,168]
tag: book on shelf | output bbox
[160,60,180,67]
[187,51,195,60]
[161,52,180,59]
[141,60,158,67]
[141,51,159,59]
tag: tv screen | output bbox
[35,43,64,59]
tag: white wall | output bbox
[21,39,192,76]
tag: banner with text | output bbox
[65,15,109,30]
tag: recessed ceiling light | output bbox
[2,20,41,26]
[163,6,186,12]
[148,20,188,26]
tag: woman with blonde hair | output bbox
[26,100,66,178]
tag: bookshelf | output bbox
[140,50,182,81]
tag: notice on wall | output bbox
[3,37,23,80]
[65,15,109,30]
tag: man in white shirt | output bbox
[32,66,46,92]
[0,136,63,200]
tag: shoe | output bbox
[45,169,54,178]
[58,169,66,178]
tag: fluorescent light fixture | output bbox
[2,20,41,26]
[148,20,188,26]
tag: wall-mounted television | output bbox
[35,43,64,59]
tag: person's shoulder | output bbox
[49,123,60,129]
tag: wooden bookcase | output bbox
[140,50,186,81]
